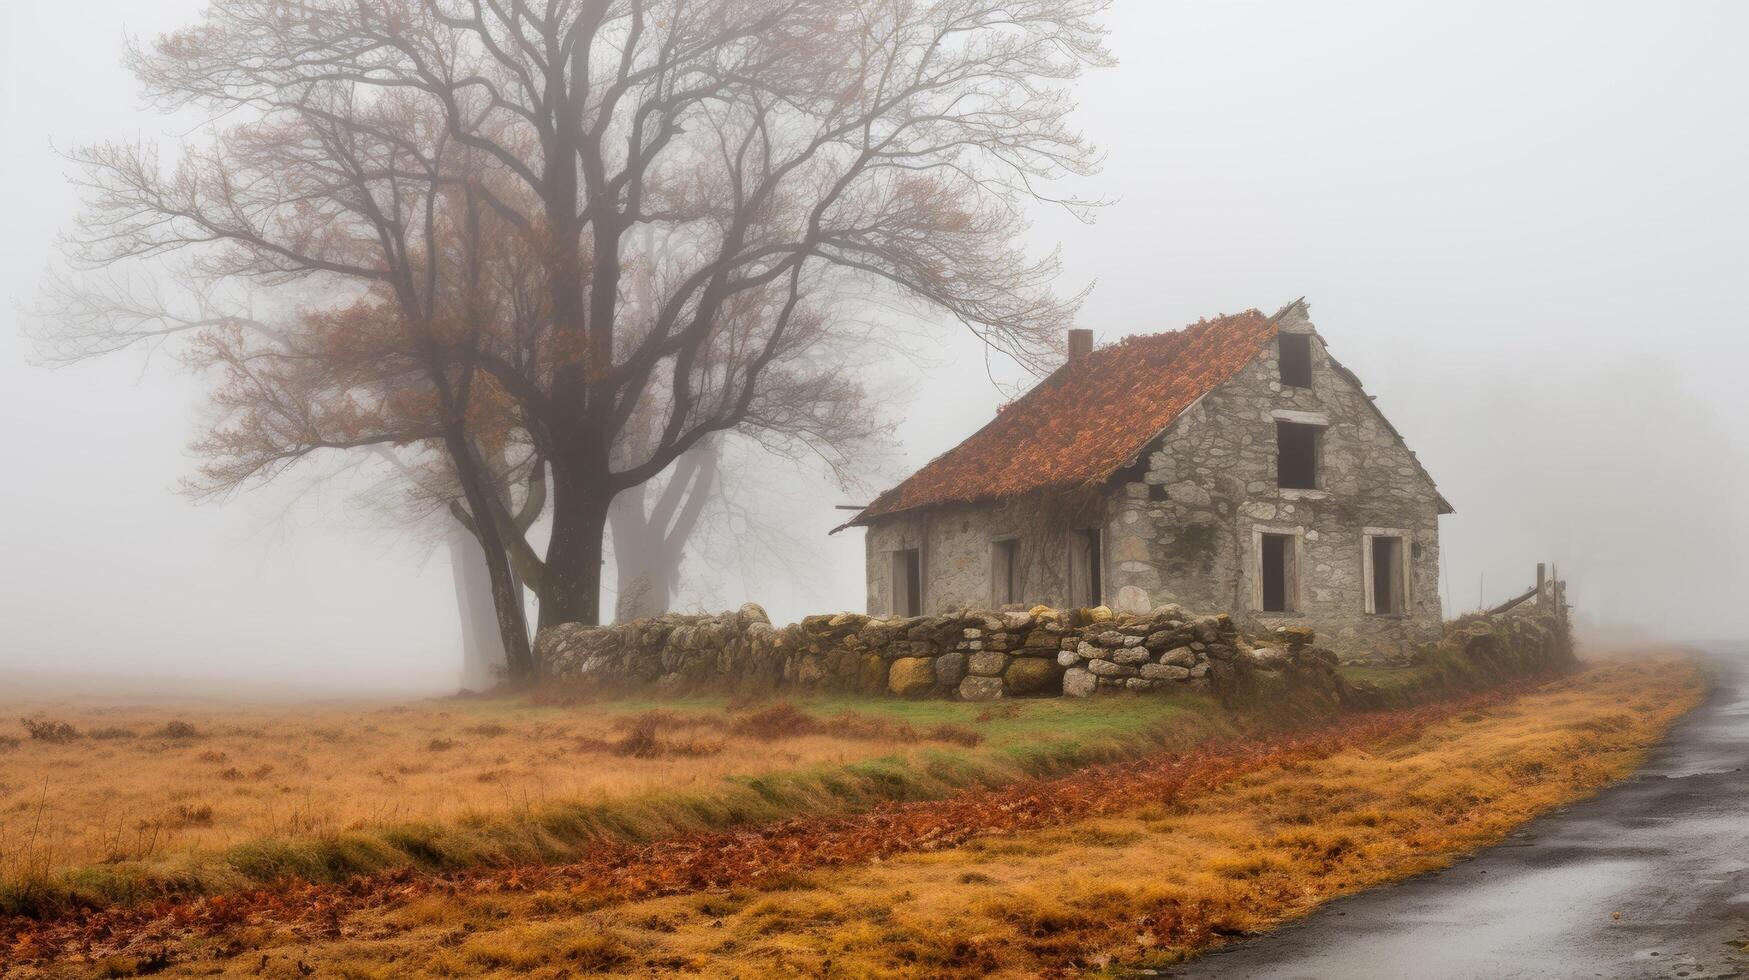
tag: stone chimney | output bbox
[1067,328,1093,363]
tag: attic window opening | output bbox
[992,538,1021,606]
[1276,420,1320,489]
[1279,333,1313,388]
[1259,533,1297,613]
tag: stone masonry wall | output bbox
[538,602,1248,701]
[863,304,1447,661]
[865,505,1074,616]
[1109,304,1446,657]
[535,599,1571,704]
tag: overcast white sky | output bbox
[3,1,1746,694]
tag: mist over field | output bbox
[2,0,1745,695]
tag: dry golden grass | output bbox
[0,696,949,885]
[103,654,1701,979]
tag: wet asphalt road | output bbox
[1170,651,1749,980]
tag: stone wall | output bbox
[865,504,1077,615]
[536,598,1572,704]
[1113,303,1445,657]
[538,602,1254,700]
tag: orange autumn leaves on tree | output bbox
[184,294,529,502]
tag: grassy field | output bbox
[63,653,1689,979]
[0,685,1223,916]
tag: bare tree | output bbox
[53,74,551,675]
[93,0,1109,630]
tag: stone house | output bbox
[839,299,1453,658]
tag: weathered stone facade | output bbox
[858,302,1450,661]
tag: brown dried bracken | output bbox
[19,718,81,743]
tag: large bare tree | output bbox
[148,0,1106,629]
[46,0,1109,646]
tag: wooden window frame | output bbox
[1251,525,1304,615]
[1362,528,1414,616]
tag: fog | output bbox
[2,1,1745,695]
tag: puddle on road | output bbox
[1184,859,1655,979]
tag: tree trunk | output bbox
[448,521,509,688]
[538,465,612,629]
[443,428,536,678]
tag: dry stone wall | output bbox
[534,602,1358,701]
[536,599,1572,703]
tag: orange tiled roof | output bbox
[850,310,1279,524]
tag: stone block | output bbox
[1057,649,1081,667]
[1274,625,1316,647]
[968,651,1008,676]
[1160,646,1196,667]
[1109,536,1151,563]
[1249,646,1290,670]
[959,675,1004,702]
[935,651,967,686]
[1110,647,1151,666]
[1062,667,1097,698]
[1086,659,1138,679]
[1004,657,1060,695]
[1140,663,1191,681]
[888,657,936,697]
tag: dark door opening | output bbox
[1371,536,1405,615]
[1260,533,1293,612]
[893,549,922,617]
